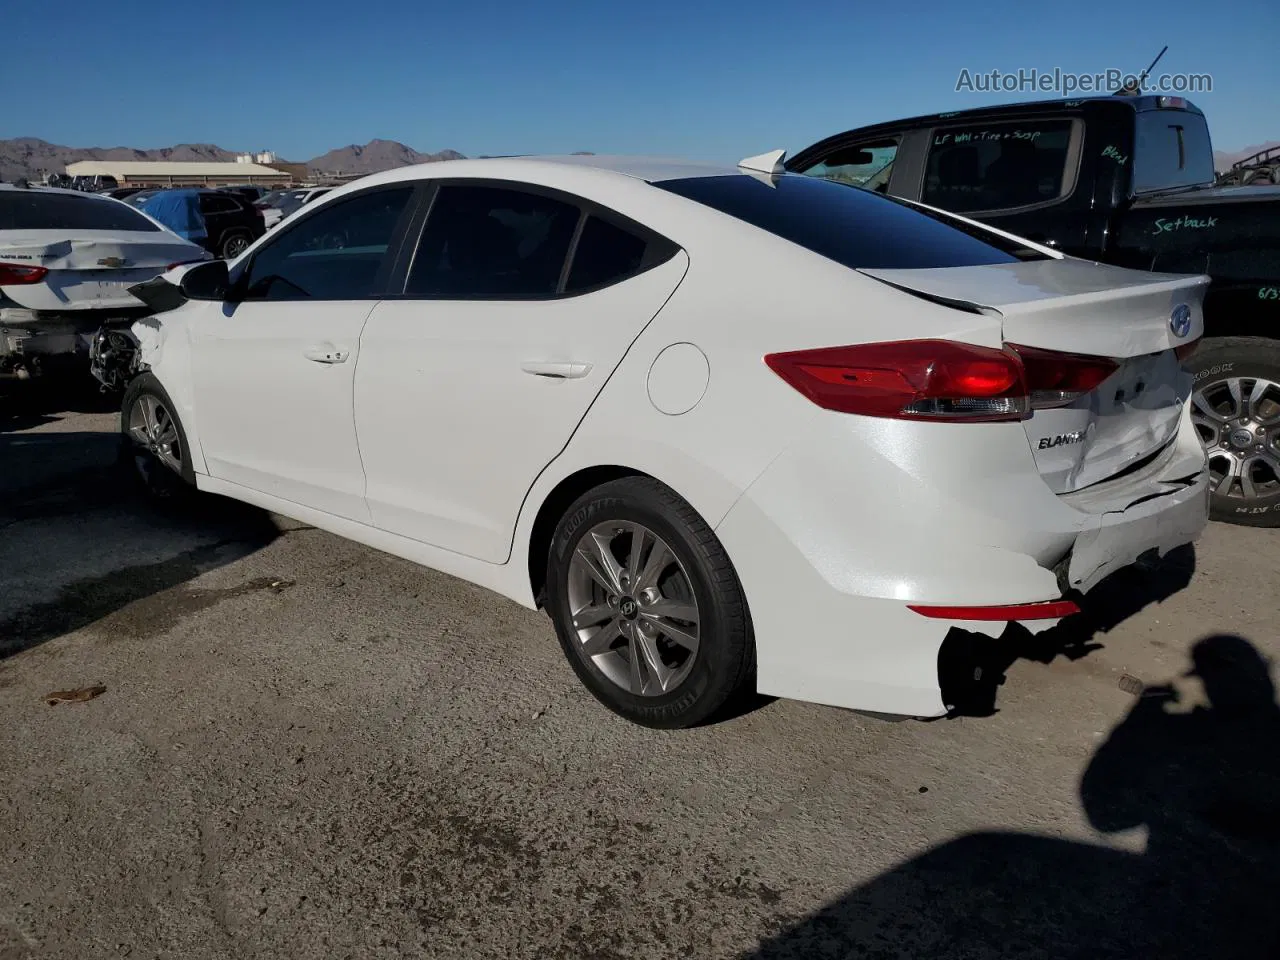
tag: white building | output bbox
[66,159,292,187]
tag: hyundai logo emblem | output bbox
[1170,303,1192,338]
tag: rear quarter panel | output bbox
[510,206,1007,568]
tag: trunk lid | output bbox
[860,258,1209,493]
[0,230,207,312]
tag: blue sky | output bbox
[7,0,1276,161]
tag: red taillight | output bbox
[908,599,1081,620]
[1008,344,1119,409]
[0,263,49,285]
[764,340,1030,422]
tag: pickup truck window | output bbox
[799,138,899,193]
[1132,111,1215,193]
[654,174,1042,270]
[922,119,1074,213]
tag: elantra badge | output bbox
[1170,303,1192,338]
[1037,429,1087,450]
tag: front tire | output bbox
[120,373,196,501]
[545,477,754,729]
[1187,337,1280,526]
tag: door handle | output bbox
[521,360,592,379]
[304,343,349,364]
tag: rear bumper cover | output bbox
[713,405,1209,718]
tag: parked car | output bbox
[101,186,152,201]
[255,186,333,229]
[218,185,269,203]
[787,94,1280,526]
[130,188,265,259]
[70,174,119,192]
[0,183,208,378]
[97,156,1208,728]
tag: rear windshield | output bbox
[0,190,160,232]
[1132,110,1215,193]
[653,174,1039,269]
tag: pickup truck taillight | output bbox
[765,339,1120,423]
[0,263,49,285]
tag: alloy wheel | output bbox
[1190,375,1280,501]
[566,521,700,697]
[127,394,183,476]
[224,235,250,258]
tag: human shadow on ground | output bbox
[744,633,1280,959]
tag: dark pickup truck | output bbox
[788,95,1280,526]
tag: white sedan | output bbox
[0,184,208,374]
[110,154,1210,728]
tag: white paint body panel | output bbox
[355,253,689,562]
[134,155,1210,719]
[189,300,374,522]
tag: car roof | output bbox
[788,95,1206,165]
[365,155,745,188]
[0,183,120,198]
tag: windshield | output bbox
[653,174,1046,270]
[0,190,161,232]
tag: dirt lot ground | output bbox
[2,385,1278,959]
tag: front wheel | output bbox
[120,373,196,501]
[545,477,755,728]
[1187,337,1280,526]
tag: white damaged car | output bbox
[0,183,208,378]
[98,154,1210,728]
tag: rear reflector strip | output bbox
[907,599,1080,620]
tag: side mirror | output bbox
[179,259,231,301]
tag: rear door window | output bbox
[406,185,579,298]
[654,174,1038,270]
[922,119,1075,213]
[0,190,161,232]
[565,216,649,292]
[200,194,240,215]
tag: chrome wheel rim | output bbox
[127,394,183,475]
[1190,375,1280,501]
[566,521,700,697]
[224,235,249,257]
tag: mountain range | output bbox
[5,134,1274,183]
[1214,141,1280,173]
[0,137,466,182]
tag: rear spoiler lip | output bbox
[855,275,999,317]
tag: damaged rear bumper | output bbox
[711,404,1210,719]
[1056,422,1210,594]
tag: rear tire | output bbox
[220,231,251,259]
[545,477,755,728]
[120,373,196,502]
[1187,337,1280,526]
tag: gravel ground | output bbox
[2,388,1278,959]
